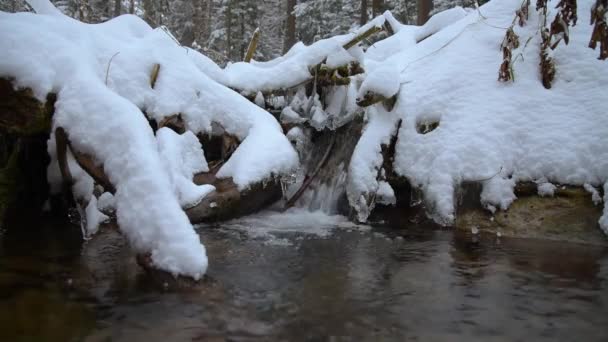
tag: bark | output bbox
[372,0,384,17]
[417,0,433,25]
[283,0,297,54]
[360,0,368,25]
[143,0,156,26]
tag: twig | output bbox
[469,166,504,182]
[105,52,120,86]
[244,28,260,62]
[150,63,161,89]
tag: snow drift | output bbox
[347,0,608,233]
[0,0,299,278]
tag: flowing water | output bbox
[1,213,607,341]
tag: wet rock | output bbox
[455,183,607,245]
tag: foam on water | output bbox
[200,208,370,245]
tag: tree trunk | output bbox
[360,0,368,25]
[113,0,121,17]
[129,0,134,14]
[372,0,384,17]
[417,0,432,25]
[143,0,155,26]
[283,0,296,54]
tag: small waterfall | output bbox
[283,117,363,215]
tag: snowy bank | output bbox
[0,0,299,278]
[348,0,608,233]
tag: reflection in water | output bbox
[0,217,607,341]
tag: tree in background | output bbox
[417,0,432,25]
[0,0,482,63]
[284,0,297,52]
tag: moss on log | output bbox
[0,78,54,136]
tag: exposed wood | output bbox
[343,25,383,50]
[69,144,116,194]
[150,63,161,89]
[56,126,115,195]
[158,114,186,134]
[244,28,260,62]
[356,93,397,110]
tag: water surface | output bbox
[0,213,607,341]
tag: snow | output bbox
[156,128,215,208]
[584,183,603,205]
[347,106,401,222]
[376,181,396,206]
[281,106,307,125]
[601,182,608,235]
[85,196,109,237]
[345,0,608,233]
[0,0,299,278]
[383,0,608,228]
[97,192,116,212]
[196,15,386,94]
[415,6,468,42]
[357,63,401,99]
[537,182,557,197]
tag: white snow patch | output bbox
[377,181,396,206]
[97,192,116,212]
[357,63,400,99]
[601,182,608,235]
[347,106,400,222]
[537,182,557,197]
[85,196,109,237]
[156,128,214,208]
[584,183,603,206]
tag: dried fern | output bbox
[589,0,608,59]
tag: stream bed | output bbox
[0,211,607,341]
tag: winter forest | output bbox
[0,0,484,63]
[1,0,608,340]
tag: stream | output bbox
[0,211,607,341]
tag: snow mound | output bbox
[0,0,299,277]
[349,0,608,232]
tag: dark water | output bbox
[0,217,607,341]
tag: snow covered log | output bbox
[0,0,300,279]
